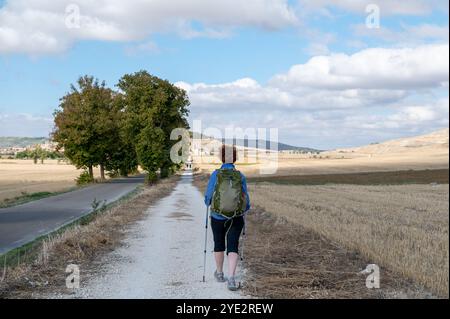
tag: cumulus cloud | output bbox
[179,44,449,148]
[272,44,449,90]
[387,97,449,127]
[0,0,298,54]
[180,44,448,109]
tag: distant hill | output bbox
[232,139,321,152]
[190,132,321,153]
[0,137,48,148]
[325,128,449,155]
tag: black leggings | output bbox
[210,216,244,255]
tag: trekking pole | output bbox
[202,206,209,282]
[240,217,246,261]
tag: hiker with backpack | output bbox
[204,144,250,291]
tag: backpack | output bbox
[211,168,247,219]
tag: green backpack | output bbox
[211,169,247,219]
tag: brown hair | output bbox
[220,144,237,163]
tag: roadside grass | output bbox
[0,175,179,298]
[247,169,449,185]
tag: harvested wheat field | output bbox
[0,159,102,204]
[242,208,431,299]
[247,182,449,297]
[193,174,435,299]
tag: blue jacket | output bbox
[204,163,250,220]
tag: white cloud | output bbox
[304,42,331,56]
[353,23,449,46]
[0,113,53,137]
[0,0,298,54]
[387,97,449,127]
[272,44,449,90]
[180,44,448,110]
[179,44,449,148]
[298,0,446,16]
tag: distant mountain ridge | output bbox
[0,137,48,148]
[188,131,322,152]
[231,138,321,152]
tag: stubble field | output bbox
[0,159,101,204]
[247,181,449,296]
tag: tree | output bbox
[104,95,139,177]
[52,76,116,180]
[152,79,190,178]
[32,147,39,164]
[52,71,189,184]
[117,70,189,182]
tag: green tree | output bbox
[37,146,46,164]
[104,95,139,177]
[32,147,39,164]
[153,79,190,178]
[117,70,189,182]
[52,76,116,180]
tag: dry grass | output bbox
[0,175,179,298]
[194,174,431,298]
[242,208,428,299]
[0,159,104,203]
[248,182,449,297]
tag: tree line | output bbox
[15,146,64,163]
[52,70,190,183]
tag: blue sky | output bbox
[0,0,448,149]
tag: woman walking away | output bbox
[204,144,250,291]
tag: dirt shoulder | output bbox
[0,175,180,299]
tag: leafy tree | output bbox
[32,147,39,164]
[52,76,116,180]
[104,95,139,177]
[15,149,64,160]
[117,70,189,183]
[152,78,190,178]
[52,71,189,184]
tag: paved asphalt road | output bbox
[0,175,144,254]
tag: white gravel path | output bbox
[61,172,248,299]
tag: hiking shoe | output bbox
[227,276,238,291]
[214,270,226,282]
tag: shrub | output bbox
[160,167,170,179]
[76,171,94,185]
[145,171,158,184]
